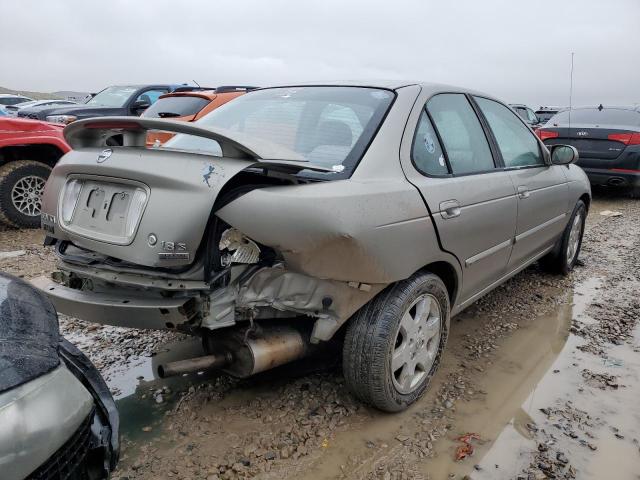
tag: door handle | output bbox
[439,200,461,219]
[517,186,530,199]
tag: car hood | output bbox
[0,272,60,394]
[44,104,121,117]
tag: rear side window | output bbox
[143,96,210,118]
[411,110,448,175]
[550,108,640,126]
[475,97,544,168]
[427,93,495,175]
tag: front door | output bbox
[402,93,518,303]
[472,96,569,269]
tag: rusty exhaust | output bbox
[157,325,310,379]
[157,351,232,378]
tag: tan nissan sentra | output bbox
[35,82,590,411]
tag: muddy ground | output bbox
[1,190,639,480]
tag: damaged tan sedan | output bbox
[34,82,590,411]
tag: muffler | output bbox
[157,325,309,379]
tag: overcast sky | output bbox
[2,0,639,107]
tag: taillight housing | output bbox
[536,129,559,141]
[607,132,640,145]
[60,179,83,224]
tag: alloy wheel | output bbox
[391,293,442,394]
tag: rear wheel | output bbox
[630,187,640,199]
[540,200,586,275]
[0,160,51,228]
[342,272,450,412]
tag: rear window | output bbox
[550,108,640,127]
[143,96,210,118]
[162,86,395,178]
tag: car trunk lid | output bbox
[41,117,333,268]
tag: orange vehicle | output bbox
[142,86,256,146]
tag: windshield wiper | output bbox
[157,112,181,118]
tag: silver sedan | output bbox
[36,81,590,411]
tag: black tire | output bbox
[539,200,586,275]
[342,272,450,412]
[630,187,640,199]
[0,160,51,228]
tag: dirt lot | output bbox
[1,191,639,480]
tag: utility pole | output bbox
[569,52,574,130]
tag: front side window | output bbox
[426,93,495,175]
[475,97,543,168]
[411,110,448,175]
[163,86,395,177]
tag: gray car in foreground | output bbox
[0,272,119,479]
[35,81,590,411]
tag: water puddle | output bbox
[298,275,640,479]
[104,337,219,442]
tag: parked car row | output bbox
[0,84,255,228]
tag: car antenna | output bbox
[568,52,574,132]
[192,79,201,87]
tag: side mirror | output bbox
[550,145,578,165]
[131,100,151,113]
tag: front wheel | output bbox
[540,200,586,275]
[0,160,51,228]
[342,272,450,412]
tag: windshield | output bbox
[143,95,210,118]
[86,86,137,108]
[162,86,395,176]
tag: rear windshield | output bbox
[549,108,640,127]
[536,111,557,122]
[162,86,395,177]
[143,96,210,118]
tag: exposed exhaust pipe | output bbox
[157,325,309,379]
[157,351,232,378]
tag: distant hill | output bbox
[52,90,91,102]
[0,86,62,100]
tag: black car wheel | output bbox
[0,160,51,228]
[343,272,450,412]
[540,200,586,275]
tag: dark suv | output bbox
[537,105,640,196]
[34,84,194,124]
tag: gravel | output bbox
[1,192,639,479]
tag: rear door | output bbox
[473,96,568,268]
[402,93,518,303]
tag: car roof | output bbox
[571,105,640,112]
[0,94,31,98]
[159,89,219,101]
[259,80,500,98]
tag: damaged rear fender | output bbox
[216,178,449,285]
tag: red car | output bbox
[0,118,70,228]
